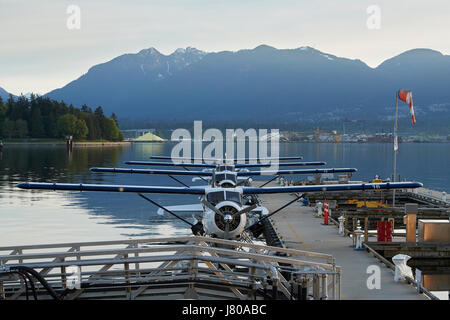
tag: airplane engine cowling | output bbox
[217,180,236,188]
[203,201,247,239]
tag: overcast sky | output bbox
[1,0,449,95]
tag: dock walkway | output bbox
[257,182,426,300]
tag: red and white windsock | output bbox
[398,90,416,124]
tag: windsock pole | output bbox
[393,91,399,207]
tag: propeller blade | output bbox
[224,221,230,239]
[201,198,224,217]
[233,204,258,217]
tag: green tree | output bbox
[73,119,88,139]
[14,119,28,138]
[30,107,45,137]
[56,114,89,139]
[2,118,14,138]
[0,99,7,137]
[56,114,78,138]
[102,117,121,141]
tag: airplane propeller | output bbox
[201,198,257,239]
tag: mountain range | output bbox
[0,87,15,101]
[7,45,450,122]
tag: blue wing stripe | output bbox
[235,161,326,168]
[90,167,213,176]
[150,156,304,161]
[243,182,423,194]
[237,168,357,176]
[125,161,217,168]
[17,183,206,195]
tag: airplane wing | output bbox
[125,161,325,168]
[17,181,422,195]
[17,182,206,195]
[242,182,423,194]
[125,161,217,168]
[156,203,204,216]
[234,161,326,168]
[90,167,213,176]
[150,156,304,161]
[237,168,357,176]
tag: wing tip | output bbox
[17,182,29,189]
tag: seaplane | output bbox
[90,156,359,236]
[148,155,305,162]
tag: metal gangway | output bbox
[0,236,340,300]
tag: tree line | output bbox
[0,94,123,141]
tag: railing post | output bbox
[0,280,4,300]
[124,254,131,297]
[321,274,328,300]
[330,272,336,300]
[298,276,307,300]
[313,274,320,300]
[61,258,66,288]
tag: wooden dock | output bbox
[256,181,429,300]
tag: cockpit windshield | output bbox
[217,165,235,172]
[215,173,237,183]
[206,191,241,205]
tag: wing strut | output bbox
[168,175,190,188]
[182,166,210,184]
[137,193,194,227]
[245,194,303,234]
[137,193,205,236]
[259,175,279,188]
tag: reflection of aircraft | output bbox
[18,181,422,241]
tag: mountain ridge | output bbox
[34,45,450,121]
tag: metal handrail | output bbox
[0,236,334,263]
[0,236,340,300]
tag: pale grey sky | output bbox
[1,0,449,95]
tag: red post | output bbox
[377,221,393,242]
[323,200,329,225]
[385,221,392,242]
[377,221,386,242]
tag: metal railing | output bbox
[0,236,340,300]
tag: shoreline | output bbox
[2,140,450,146]
[2,141,133,146]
